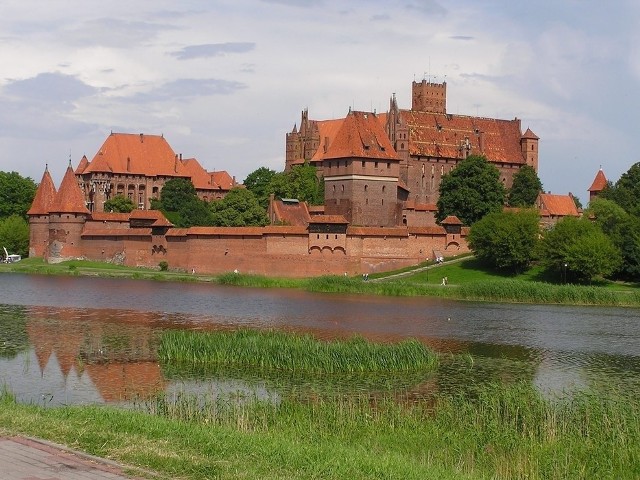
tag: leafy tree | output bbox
[0,215,30,257]
[177,197,214,228]
[269,163,324,205]
[158,178,198,212]
[586,198,640,280]
[600,162,640,216]
[436,155,506,225]
[467,209,540,273]
[507,165,542,207]
[103,195,136,213]
[0,171,37,220]
[244,167,277,209]
[210,188,269,227]
[539,216,621,283]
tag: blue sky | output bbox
[1,0,638,204]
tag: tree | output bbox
[586,198,640,281]
[269,163,324,205]
[177,197,214,228]
[600,162,640,217]
[210,188,269,227]
[507,165,543,207]
[467,209,540,273]
[158,178,197,212]
[436,155,506,225]
[0,215,30,257]
[539,216,621,283]
[243,167,277,209]
[0,171,37,220]
[103,195,135,213]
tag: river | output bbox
[1,273,639,406]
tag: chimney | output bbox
[324,136,330,153]
[179,153,182,161]
[140,133,143,143]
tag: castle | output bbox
[27,80,545,277]
[74,132,239,212]
[286,80,539,227]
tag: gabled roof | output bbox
[400,111,526,164]
[537,193,579,217]
[27,167,57,215]
[309,118,345,163]
[271,198,312,226]
[441,215,463,225]
[50,165,90,214]
[522,127,539,140]
[324,111,398,161]
[83,133,185,177]
[588,169,608,192]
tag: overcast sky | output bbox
[1,0,638,204]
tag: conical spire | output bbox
[27,165,58,215]
[50,164,90,214]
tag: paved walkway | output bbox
[0,436,151,479]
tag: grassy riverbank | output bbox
[2,257,639,306]
[2,381,638,479]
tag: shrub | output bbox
[159,261,169,271]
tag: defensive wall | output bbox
[36,213,468,277]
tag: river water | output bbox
[1,273,639,407]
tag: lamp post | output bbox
[563,263,568,284]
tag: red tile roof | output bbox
[537,193,579,217]
[83,133,186,177]
[441,215,463,225]
[271,199,312,226]
[401,111,527,164]
[74,155,89,174]
[130,209,173,227]
[588,169,608,192]
[308,118,345,163]
[324,111,399,161]
[50,165,90,214]
[27,167,57,215]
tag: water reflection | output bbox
[0,273,639,407]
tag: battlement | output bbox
[411,79,447,113]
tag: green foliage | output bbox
[177,197,214,227]
[159,329,438,374]
[539,217,622,282]
[269,163,324,205]
[507,165,542,207]
[436,155,506,225]
[586,198,640,280]
[159,178,197,212]
[0,215,29,257]
[103,195,135,213]
[467,209,540,273]
[210,188,268,227]
[0,171,37,220]
[600,162,640,216]
[243,166,277,208]
[158,261,169,271]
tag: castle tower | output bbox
[521,127,540,172]
[322,110,401,227]
[27,166,57,258]
[411,80,447,113]
[588,168,608,202]
[47,163,90,263]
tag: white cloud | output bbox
[0,0,639,204]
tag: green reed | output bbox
[158,329,438,374]
[458,279,640,305]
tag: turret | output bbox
[521,127,539,172]
[47,163,90,263]
[411,80,447,113]
[27,165,57,258]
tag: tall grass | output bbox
[159,329,439,374]
[458,279,640,306]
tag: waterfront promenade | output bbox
[0,436,151,479]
